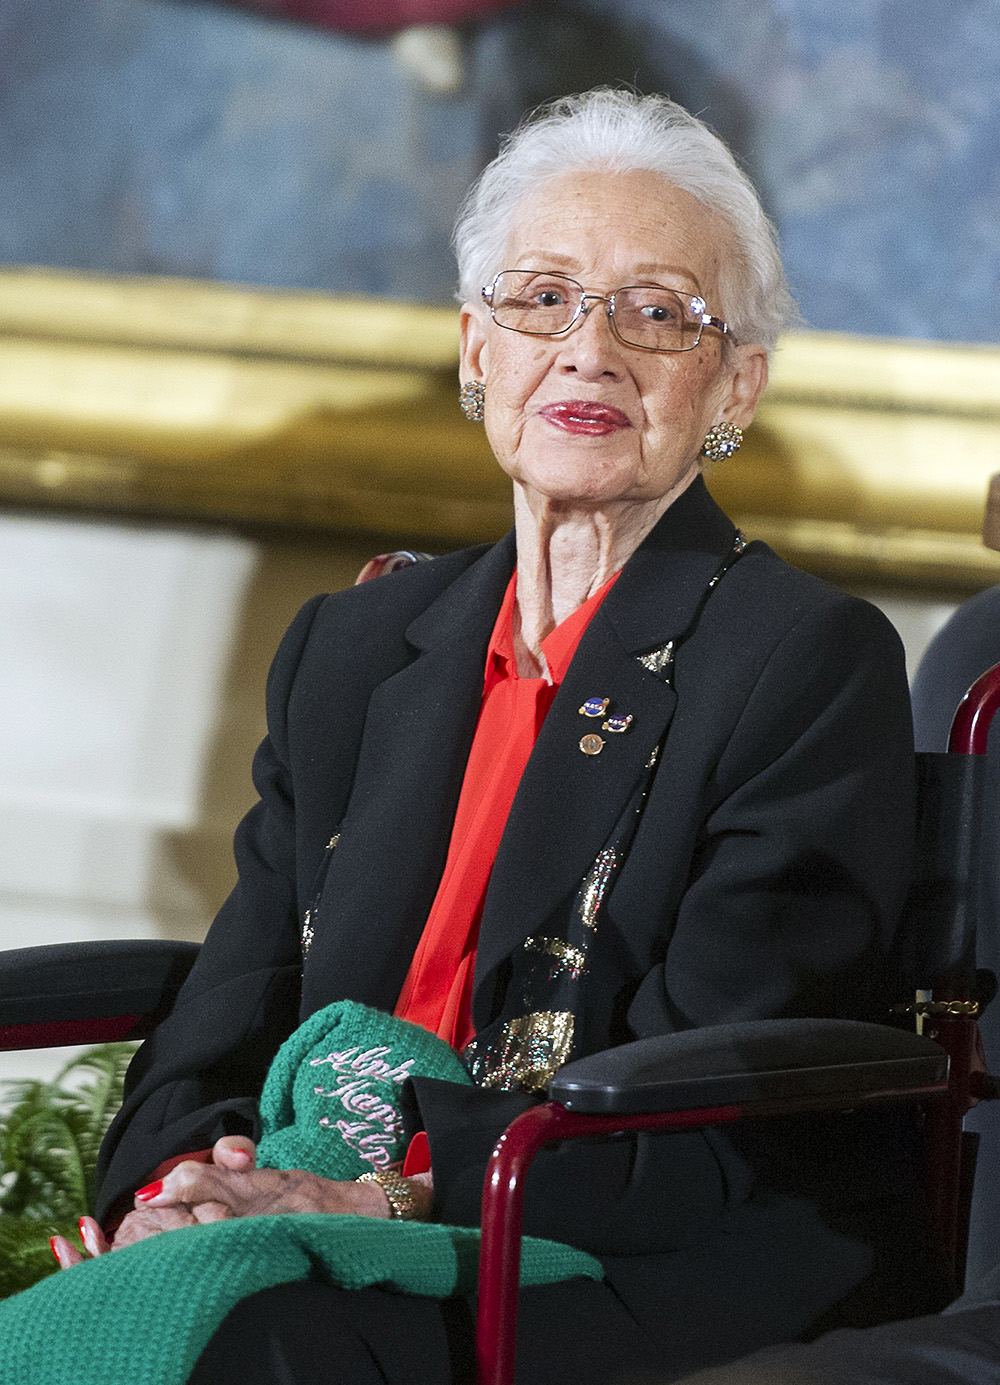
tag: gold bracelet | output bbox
[355,1169,420,1220]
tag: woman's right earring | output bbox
[459,380,485,422]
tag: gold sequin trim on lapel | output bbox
[301,833,340,958]
[637,640,675,678]
[577,847,618,931]
[709,530,747,587]
[465,1011,575,1092]
[524,936,588,980]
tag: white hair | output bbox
[453,88,798,353]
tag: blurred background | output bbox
[0,0,998,1081]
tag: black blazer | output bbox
[97,479,935,1338]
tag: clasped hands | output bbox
[51,1136,432,1268]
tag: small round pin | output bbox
[579,697,610,718]
[579,734,605,756]
[602,714,633,734]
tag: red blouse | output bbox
[393,567,619,1052]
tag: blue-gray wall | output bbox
[1,0,997,340]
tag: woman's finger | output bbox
[134,1164,394,1222]
[78,1215,110,1257]
[136,1160,220,1207]
[111,1203,199,1249]
[211,1135,257,1170]
[191,1200,233,1225]
[49,1234,84,1270]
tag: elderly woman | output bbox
[57,90,947,1382]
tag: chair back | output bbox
[907,750,985,999]
[912,607,1000,1288]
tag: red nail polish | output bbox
[135,1179,163,1201]
[78,1217,96,1254]
[49,1236,62,1264]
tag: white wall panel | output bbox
[0,515,258,1083]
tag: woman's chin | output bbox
[506,450,646,510]
[516,483,654,515]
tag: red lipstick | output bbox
[539,401,631,435]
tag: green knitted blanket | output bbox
[0,1001,601,1385]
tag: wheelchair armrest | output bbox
[548,1018,949,1114]
[0,939,200,1050]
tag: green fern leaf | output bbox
[53,1046,137,1209]
[0,1043,138,1222]
[0,1043,138,1297]
[0,1212,80,1299]
[0,1104,87,1220]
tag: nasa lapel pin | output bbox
[579,696,610,718]
[579,733,605,756]
[602,713,633,734]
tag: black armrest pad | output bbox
[0,940,200,1025]
[549,1019,948,1114]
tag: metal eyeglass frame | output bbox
[481,269,737,353]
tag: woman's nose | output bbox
[555,300,624,377]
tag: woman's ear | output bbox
[723,343,769,429]
[459,302,489,384]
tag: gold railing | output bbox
[1,266,998,590]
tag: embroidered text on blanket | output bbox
[310,1044,418,1168]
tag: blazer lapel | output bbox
[473,477,740,1023]
[301,533,516,1017]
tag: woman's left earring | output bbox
[702,421,743,460]
[459,380,485,422]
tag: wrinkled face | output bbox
[460,169,767,510]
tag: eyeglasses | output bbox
[481,270,735,352]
